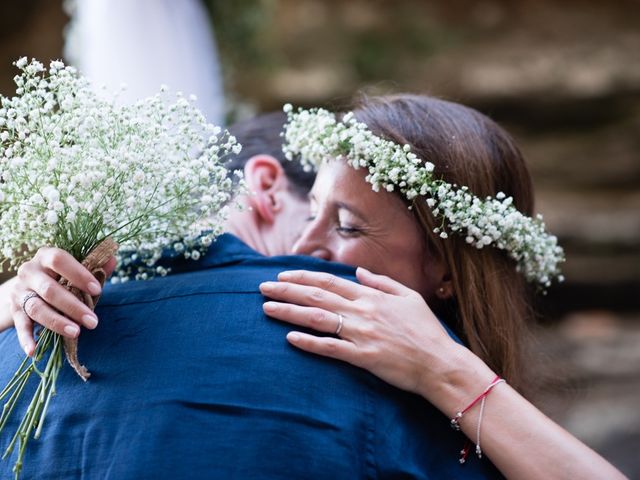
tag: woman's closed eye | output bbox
[305,215,362,236]
[337,209,365,236]
[336,223,363,236]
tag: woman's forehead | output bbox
[312,161,414,219]
[313,162,376,204]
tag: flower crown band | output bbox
[282,104,565,288]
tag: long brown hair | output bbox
[351,94,535,391]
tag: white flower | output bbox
[282,105,565,288]
[50,60,65,71]
[45,210,58,224]
[0,58,243,280]
[42,186,60,203]
[200,235,212,247]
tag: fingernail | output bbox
[263,302,277,313]
[287,332,301,342]
[260,282,274,293]
[278,271,292,281]
[83,314,98,329]
[64,325,80,337]
[88,282,102,296]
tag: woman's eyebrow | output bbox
[336,201,367,221]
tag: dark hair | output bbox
[226,111,315,198]
[351,94,535,392]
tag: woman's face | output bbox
[292,161,446,299]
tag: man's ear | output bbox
[244,155,288,224]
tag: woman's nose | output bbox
[292,227,332,260]
[308,247,331,260]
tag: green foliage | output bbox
[204,0,277,69]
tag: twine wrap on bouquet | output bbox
[59,237,118,381]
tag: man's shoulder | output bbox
[100,250,356,307]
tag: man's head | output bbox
[224,111,315,256]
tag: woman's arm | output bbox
[259,268,626,480]
[1,248,116,356]
[422,341,625,479]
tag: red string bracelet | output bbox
[450,375,506,464]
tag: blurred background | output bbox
[0,0,638,476]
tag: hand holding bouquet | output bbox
[0,58,241,478]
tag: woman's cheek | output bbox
[342,242,382,273]
[334,241,363,268]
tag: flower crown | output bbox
[282,104,565,288]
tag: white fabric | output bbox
[64,0,224,124]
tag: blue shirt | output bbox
[0,234,501,479]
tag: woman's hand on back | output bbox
[7,247,116,356]
[260,268,629,480]
[259,267,464,398]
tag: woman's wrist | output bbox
[416,341,497,417]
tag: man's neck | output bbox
[224,212,270,256]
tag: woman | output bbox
[0,95,625,479]
[258,95,624,479]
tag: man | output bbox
[0,113,498,479]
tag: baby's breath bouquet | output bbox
[0,58,242,478]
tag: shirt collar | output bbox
[159,233,265,274]
[198,233,265,268]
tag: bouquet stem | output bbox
[0,329,62,479]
